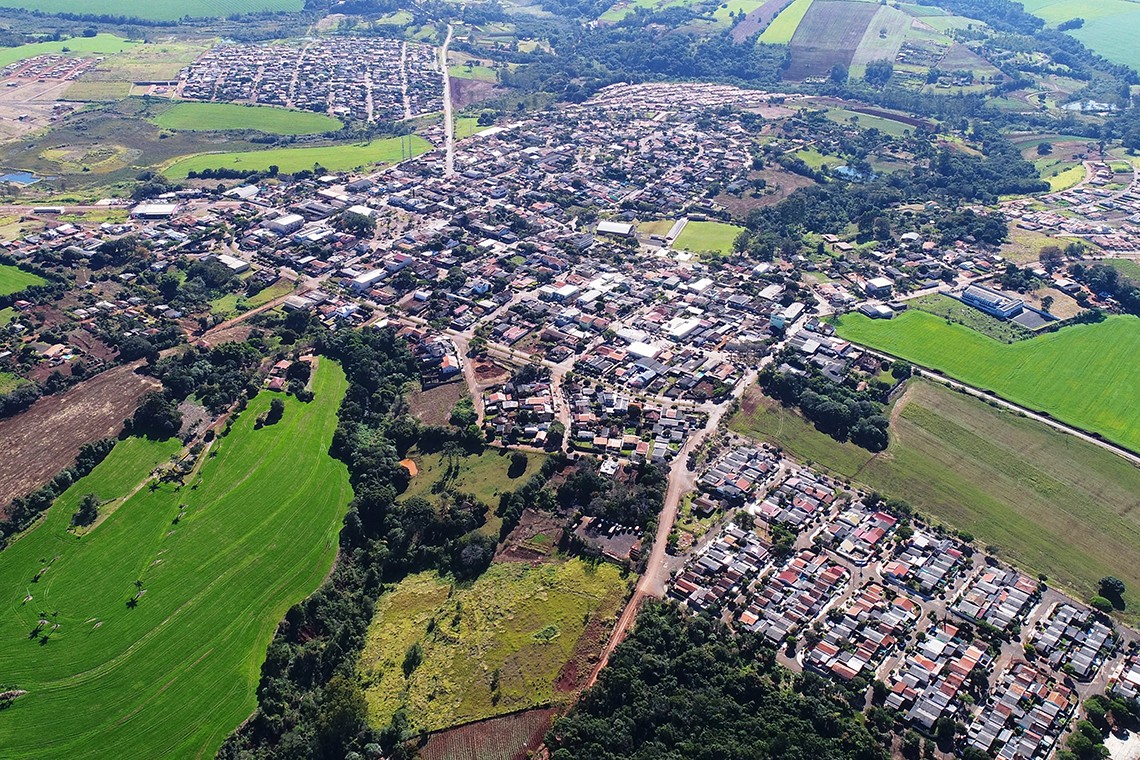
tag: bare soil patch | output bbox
[496,508,564,562]
[473,358,511,383]
[417,708,557,760]
[407,379,467,427]
[450,77,501,110]
[0,362,158,508]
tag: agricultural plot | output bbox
[909,293,1032,343]
[0,360,352,758]
[0,0,301,21]
[758,0,814,43]
[0,263,46,296]
[673,220,744,256]
[163,135,432,178]
[1021,0,1140,72]
[784,0,881,80]
[153,102,343,135]
[731,380,1140,625]
[730,0,794,41]
[836,310,1140,453]
[848,4,912,76]
[358,560,630,733]
[64,41,213,102]
[0,34,137,69]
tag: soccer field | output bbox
[0,361,351,759]
[836,310,1140,453]
[673,220,744,256]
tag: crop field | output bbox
[784,0,880,79]
[1020,0,1140,71]
[153,102,342,135]
[419,708,557,760]
[836,310,1140,453]
[0,264,46,296]
[674,220,743,256]
[759,0,814,43]
[731,380,1140,623]
[848,4,912,74]
[358,560,629,733]
[0,34,137,69]
[0,361,352,758]
[0,0,301,21]
[163,135,432,178]
[909,293,1032,343]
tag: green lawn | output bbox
[455,116,482,140]
[449,63,497,82]
[759,0,814,43]
[0,34,137,68]
[154,102,342,136]
[825,108,913,137]
[674,220,744,256]
[0,264,46,297]
[163,135,432,178]
[0,369,27,393]
[909,293,1032,343]
[0,0,299,21]
[358,559,630,733]
[835,310,1140,453]
[1047,164,1084,192]
[731,380,1140,623]
[0,360,352,758]
[401,448,547,508]
[1106,258,1140,281]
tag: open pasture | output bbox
[836,310,1140,453]
[1020,0,1140,71]
[154,102,343,135]
[163,135,432,178]
[0,361,352,758]
[358,560,629,733]
[0,263,46,296]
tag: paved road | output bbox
[440,24,456,177]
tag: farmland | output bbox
[163,135,432,178]
[0,264,46,296]
[824,108,913,137]
[0,361,353,758]
[0,0,301,21]
[0,34,137,69]
[784,0,880,80]
[731,380,1140,624]
[758,0,814,43]
[358,560,630,733]
[835,310,1140,453]
[673,220,744,256]
[153,103,343,135]
[1021,0,1140,72]
[419,708,557,760]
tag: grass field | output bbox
[674,220,744,256]
[825,108,912,137]
[0,360,352,758]
[0,369,27,394]
[835,310,1140,453]
[1020,0,1140,72]
[0,264,46,296]
[1105,258,1140,281]
[455,116,482,139]
[65,41,213,101]
[163,135,432,178]
[0,0,300,21]
[731,380,1140,622]
[759,0,813,43]
[401,448,547,510]
[449,63,498,82]
[909,293,1032,343]
[358,560,629,733]
[153,102,342,136]
[1046,163,1085,191]
[0,34,137,69]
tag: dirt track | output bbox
[0,362,158,508]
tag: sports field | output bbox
[163,135,432,178]
[0,361,352,759]
[836,310,1140,453]
[674,220,744,256]
[359,559,629,733]
[731,380,1140,623]
[0,264,46,296]
[0,34,137,69]
[0,0,300,21]
[153,103,342,135]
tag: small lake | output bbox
[0,171,49,185]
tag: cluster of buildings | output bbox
[804,582,920,682]
[882,530,969,598]
[751,469,836,529]
[669,522,770,613]
[884,621,989,731]
[1028,603,1115,680]
[482,370,557,447]
[951,567,1040,633]
[0,53,96,81]
[178,38,440,121]
[818,506,899,565]
[965,662,1076,760]
[738,549,850,644]
[696,444,779,508]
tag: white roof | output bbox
[597,220,634,235]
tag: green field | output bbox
[0,0,300,21]
[0,34,137,69]
[1046,163,1085,191]
[449,63,498,82]
[731,380,1140,623]
[163,135,432,178]
[1020,0,1140,71]
[909,293,1032,343]
[0,361,352,758]
[0,369,27,393]
[825,108,913,137]
[674,220,744,256]
[759,0,814,43]
[0,264,46,296]
[836,310,1140,453]
[1106,258,1140,280]
[358,559,629,733]
[401,448,548,511]
[154,103,342,136]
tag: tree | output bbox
[509,451,528,477]
[1040,245,1065,271]
[829,63,849,84]
[339,210,376,237]
[71,493,99,527]
[316,674,367,757]
[131,392,182,439]
[264,398,286,425]
[1099,576,1126,596]
[402,642,423,677]
[890,359,913,379]
[1037,142,1054,156]
[864,59,894,87]
[117,334,159,363]
[1041,295,1055,312]
[1090,596,1113,613]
